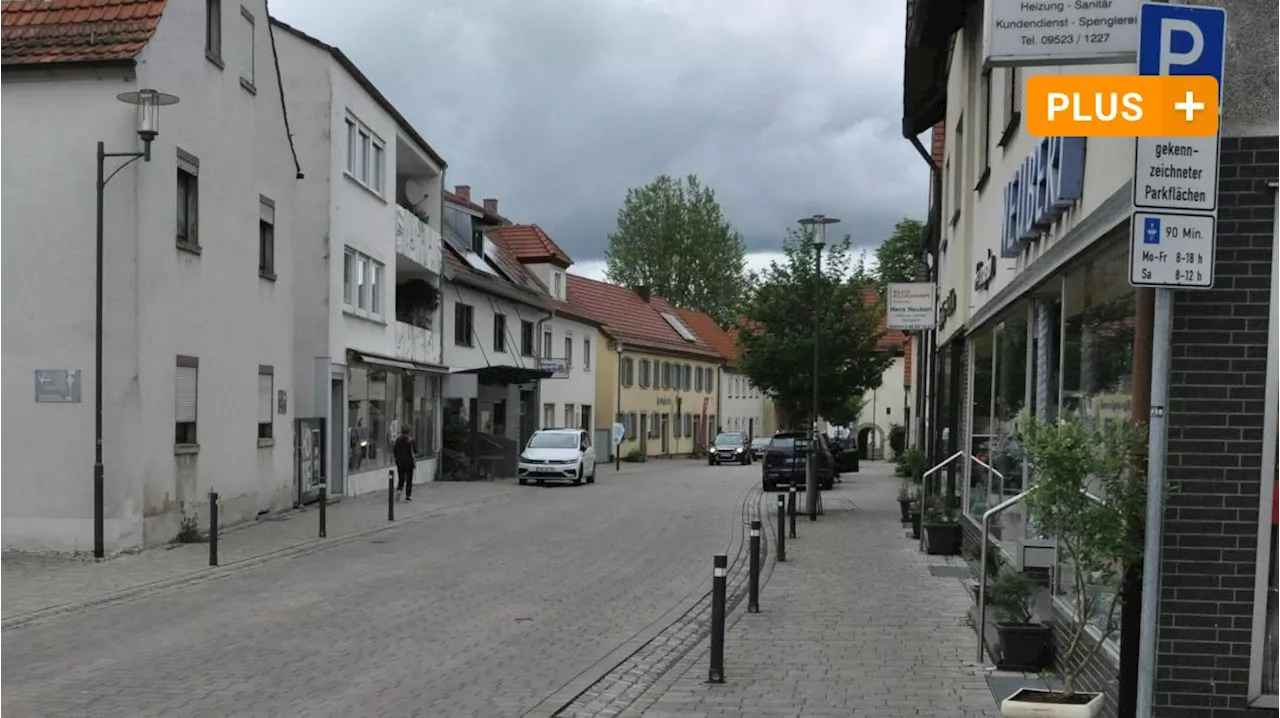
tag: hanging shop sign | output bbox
[983,0,1141,68]
[937,288,958,331]
[539,359,570,379]
[974,249,998,291]
[1001,135,1086,258]
[886,282,938,331]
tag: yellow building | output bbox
[566,276,724,459]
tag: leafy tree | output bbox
[736,230,894,424]
[604,174,751,326]
[873,218,926,291]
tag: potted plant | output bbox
[998,415,1147,718]
[908,496,922,539]
[990,570,1051,672]
[897,480,914,523]
[964,538,1005,602]
[922,492,963,556]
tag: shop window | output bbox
[1250,196,1278,703]
[966,326,996,521]
[347,364,437,472]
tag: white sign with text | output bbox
[983,0,1140,67]
[886,283,937,331]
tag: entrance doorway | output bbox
[330,378,345,494]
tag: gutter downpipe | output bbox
[434,168,447,481]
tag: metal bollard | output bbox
[318,483,328,538]
[776,493,786,563]
[748,519,761,613]
[208,490,219,566]
[388,471,395,521]
[788,485,797,539]
[708,554,728,684]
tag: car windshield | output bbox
[769,436,811,453]
[714,433,744,446]
[751,437,770,447]
[527,433,579,450]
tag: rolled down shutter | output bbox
[257,373,273,423]
[175,366,198,422]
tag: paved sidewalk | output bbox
[1,478,523,622]
[624,462,999,718]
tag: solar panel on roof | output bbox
[661,312,698,342]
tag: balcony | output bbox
[395,204,442,275]
[394,321,441,366]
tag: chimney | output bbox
[483,198,499,214]
[454,185,471,203]
[633,285,651,303]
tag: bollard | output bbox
[208,490,219,566]
[318,483,328,538]
[748,519,761,613]
[708,554,728,684]
[776,493,786,563]
[788,485,797,539]
[388,471,395,521]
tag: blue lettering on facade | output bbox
[1000,136,1085,258]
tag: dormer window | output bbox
[553,272,562,298]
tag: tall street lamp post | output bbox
[797,214,840,521]
[94,89,180,558]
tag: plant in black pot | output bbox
[990,570,1051,672]
[964,539,1005,602]
[922,492,963,556]
[998,414,1148,718]
[897,480,915,523]
[908,496,922,539]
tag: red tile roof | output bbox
[564,276,721,359]
[674,308,740,366]
[2,0,165,66]
[488,224,573,268]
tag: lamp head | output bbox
[116,89,180,162]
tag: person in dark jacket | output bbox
[393,423,417,502]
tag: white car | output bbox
[517,428,597,486]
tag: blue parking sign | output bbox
[1137,3,1226,86]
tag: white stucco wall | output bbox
[2,0,297,551]
[274,27,444,499]
[540,314,602,429]
[720,372,765,438]
[441,280,548,374]
[859,357,909,459]
[940,3,1138,327]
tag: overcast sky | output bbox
[270,0,927,280]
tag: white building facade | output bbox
[273,21,447,498]
[489,224,603,440]
[2,0,299,551]
[719,371,765,439]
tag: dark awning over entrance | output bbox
[347,349,450,374]
[451,365,553,384]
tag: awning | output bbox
[450,365,554,383]
[348,349,451,375]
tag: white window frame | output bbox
[583,338,591,371]
[257,366,274,443]
[343,111,385,197]
[238,5,255,91]
[564,403,575,429]
[553,271,563,299]
[175,356,199,447]
[342,247,385,322]
[543,330,553,359]
[543,403,555,429]
[1248,184,1280,707]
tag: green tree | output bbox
[604,174,751,326]
[736,230,894,423]
[873,218,926,292]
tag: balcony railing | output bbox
[395,205,442,274]
[394,321,441,365]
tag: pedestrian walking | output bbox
[394,423,417,502]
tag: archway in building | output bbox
[857,423,886,460]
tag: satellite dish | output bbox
[404,179,429,207]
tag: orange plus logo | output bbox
[1026,75,1219,138]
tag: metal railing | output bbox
[969,454,1005,519]
[977,487,1034,663]
[919,451,965,552]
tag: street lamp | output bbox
[797,214,840,521]
[94,89,180,558]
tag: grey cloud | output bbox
[270,0,928,260]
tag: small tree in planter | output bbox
[888,423,907,458]
[990,571,1051,672]
[1000,414,1147,717]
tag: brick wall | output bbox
[1157,134,1277,717]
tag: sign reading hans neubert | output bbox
[886,283,937,331]
[1001,135,1086,258]
[983,0,1140,68]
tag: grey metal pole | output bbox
[748,520,761,613]
[208,490,219,566]
[808,240,822,520]
[1136,288,1172,717]
[94,142,106,560]
[708,554,728,683]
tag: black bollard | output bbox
[208,491,219,566]
[388,471,395,521]
[788,485,797,539]
[708,554,728,684]
[748,519,761,613]
[318,483,328,538]
[776,493,786,563]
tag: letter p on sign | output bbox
[1159,18,1204,75]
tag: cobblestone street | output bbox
[2,461,754,718]
[622,461,999,718]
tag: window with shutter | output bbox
[175,357,199,445]
[257,368,274,440]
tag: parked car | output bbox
[517,428,597,486]
[709,431,752,465]
[762,431,835,492]
[832,437,859,472]
[749,436,771,461]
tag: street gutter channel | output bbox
[550,485,769,718]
